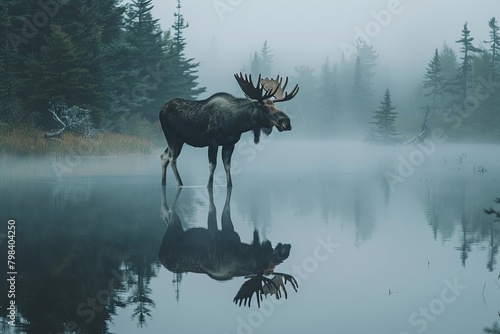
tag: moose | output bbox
[158,186,298,307]
[159,73,299,187]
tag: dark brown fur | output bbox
[159,92,291,187]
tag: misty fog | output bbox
[2,140,500,333]
[152,0,497,100]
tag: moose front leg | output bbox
[222,144,235,187]
[160,147,170,186]
[162,143,184,187]
[207,144,219,187]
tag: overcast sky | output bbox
[151,0,498,97]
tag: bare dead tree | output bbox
[403,106,433,145]
[485,198,500,219]
[44,99,97,139]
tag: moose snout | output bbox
[273,243,291,260]
[278,118,292,132]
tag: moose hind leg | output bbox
[161,147,171,186]
[170,142,184,187]
[222,144,235,187]
[207,144,219,188]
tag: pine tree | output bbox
[122,0,166,119]
[0,0,24,122]
[423,49,444,112]
[485,17,500,125]
[292,65,317,120]
[439,42,459,106]
[351,56,369,109]
[250,51,260,79]
[53,1,106,105]
[92,0,128,105]
[161,0,205,103]
[95,1,137,126]
[23,25,97,116]
[486,17,500,79]
[471,51,497,121]
[95,0,127,45]
[260,40,273,76]
[318,58,341,116]
[367,88,401,144]
[357,44,378,96]
[439,43,459,81]
[124,0,163,64]
[456,22,482,102]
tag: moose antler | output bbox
[233,273,278,307]
[259,75,299,103]
[234,73,279,103]
[262,272,298,299]
[233,272,298,307]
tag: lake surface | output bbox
[1,140,500,334]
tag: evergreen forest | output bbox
[1,1,499,155]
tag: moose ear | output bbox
[245,94,260,104]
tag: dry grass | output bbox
[0,126,153,156]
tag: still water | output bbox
[1,140,500,334]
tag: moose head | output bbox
[234,73,299,133]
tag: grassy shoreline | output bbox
[0,127,153,156]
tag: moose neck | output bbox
[230,98,267,134]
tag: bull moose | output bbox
[158,186,298,307]
[159,73,299,187]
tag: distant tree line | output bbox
[367,18,500,144]
[243,18,499,142]
[241,40,380,138]
[418,19,500,141]
[1,2,498,144]
[0,0,204,139]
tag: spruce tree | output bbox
[53,1,105,102]
[367,88,401,144]
[92,0,128,107]
[357,44,377,96]
[455,22,482,102]
[439,42,459,106]
[122,0,163,118]
[122,0,168,120]
[260,40,273,76]
[486,17,500,79]
[124,0,163,65]
[292,65,318,117]
[0,0,24,122]
[423,49,444,112]
[250,51,261,79]
[96,1,138,126]
[351,56,369,109]
[23,25,97,116]
[318,58,341,116]
[486,18,500,125]
[161,0,205,104]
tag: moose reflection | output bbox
[158,186,298,307]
